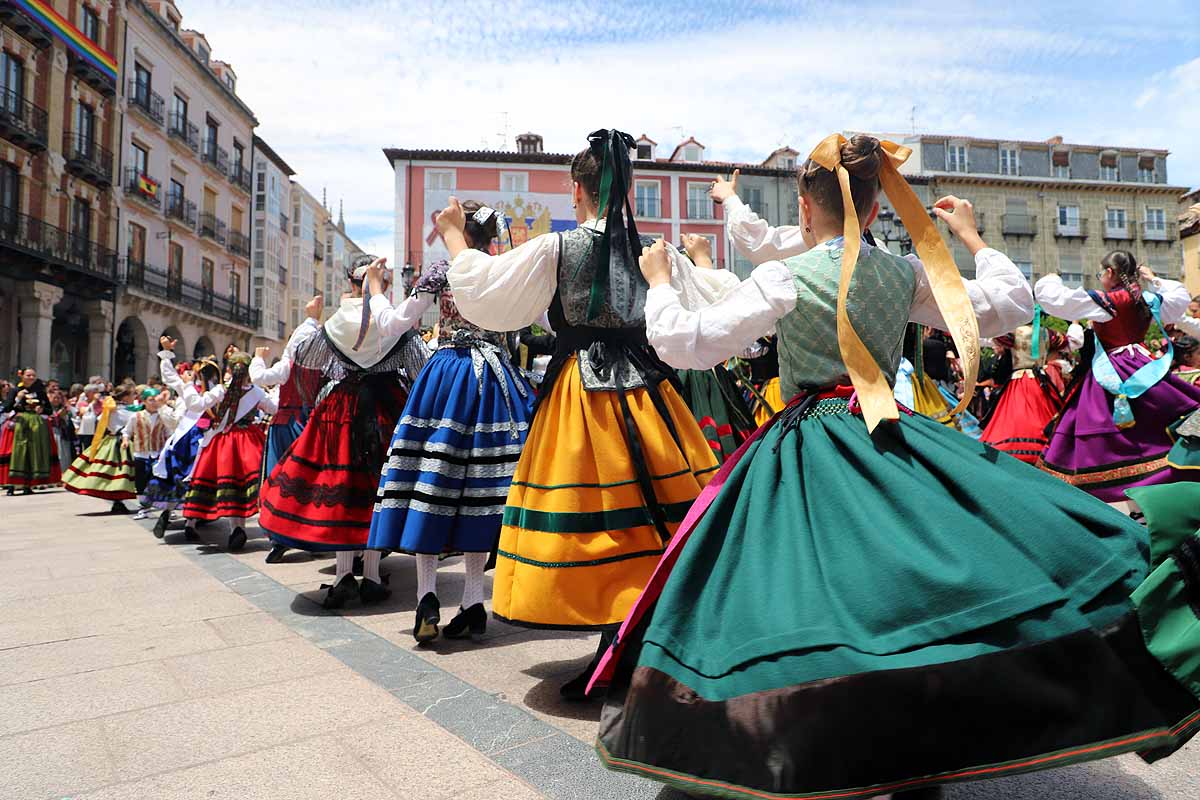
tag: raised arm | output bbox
[641,240,796,370]
[1034,275,1112,323]
[251,313,321,386]
[712,172,808,265]
[1144,266,1191,323]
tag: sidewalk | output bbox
[0,489,1196,800]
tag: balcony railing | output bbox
[123,168,162,209]
[314,238,324,261]
[63,131,113,188]
[0,3,53,49]
[635,198,661,218]
[1103,222,1134,241]
[122,259,259,328]
[1054,218,1088,239]
[1141,222,1177,242]
[198,212,227,244]
[167,112,199,152]
[1001,213,1037,236]
[166,195,197,229]
[69,52,115,97]
[127,80,165,126]
[228,164,252,193]
[0,206,117,281]
[202,141,229,175]
[0,88,48,151]
[228,230,250,258]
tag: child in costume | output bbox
[444,129,738,698]
[258,255,429,606]
[368,203,535,642]
[250,295,326,564]
[591,134,1199,800]
[124,388,170,518]
[160,340,277,551]
[64,384,138,512]
[1036,251,1200,502]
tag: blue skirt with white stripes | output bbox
[368,347,534,554]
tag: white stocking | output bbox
[416,553,438,601]
[361,550,382,583]
[461,552,488,609]
[334,550,357,583]
[228,516,245,530]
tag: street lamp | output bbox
[874,208,912,255]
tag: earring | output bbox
[805,226,812,234]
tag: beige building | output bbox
[250,134,293,352]
[875,133,1189,288]
[1182,189,1200,297]
[0,0,122,381]
[112,0,257,382]
[322,201,363,311]
[287,182,326,329]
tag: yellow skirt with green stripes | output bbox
[494,357,719,630]
[752,376,785,427]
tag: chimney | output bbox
[1045,136,1063,145]
[516,133,543,154]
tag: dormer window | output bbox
[783,157,795,169]
[946,143,967,172]
[1138,155,1156,183]
[197,45,209,64]
[1052,149,1070,179]
[636,143,652,160]
[225,74,235,92]
[684,145,700,162]
[1100,151,1119,181]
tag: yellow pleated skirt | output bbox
[493,357,719,629]
[752,376,785,427]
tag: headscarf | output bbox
[806,133,980,432]
[584,128,641,321]
[347,253,388,352]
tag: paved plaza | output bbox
[1,489,1198,800]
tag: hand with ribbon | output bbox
[638,239,672,289]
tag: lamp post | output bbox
[874,209,912,255]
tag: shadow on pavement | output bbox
[948,757,1164,800]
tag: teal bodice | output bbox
[776,244,916,398]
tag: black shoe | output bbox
[183,525,199,542]
[264,544,288,564]
[21,487,33,495]
[111,501,129,514]
[4,487,12,496]
[352,554,364,577]
[559,664,599,702]
[894,787,944,799]
[321,573,359,609]
[443,603,487,640]
[153,510,170,539]
[413,592,440,644]
[228,527,247,552]
[358,578,391,605]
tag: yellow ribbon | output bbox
[88,396,116,458]
[807,134,980,432]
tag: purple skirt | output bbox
[1040,347,1200,501]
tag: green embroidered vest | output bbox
[776,244,916,398]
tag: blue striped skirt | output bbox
[262,415,308,481]
[368,346,534,554]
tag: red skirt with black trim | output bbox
[182,425,266,521]
[981,370,1062,464]
[259,382,406,551]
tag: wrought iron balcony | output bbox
[228,164,252,193]
[127,80,165,126]
[227,230,250,258]
[123,168,162,209]
[202,141,229,175]
[1102,222,1134,241]
[1141,222,1178,242]
[635,197,661,218]
[1001,213,1037,237]
[198,212,227,244]
[0,89,48,151]
[122,258,260,328]
[0,206,117,282]
[63,131,113,188]
[1054,218,1088,240]
[167,112,199,152]
[166,195,197,229]
[0,3,53,49]
[687,199,715,220]
[69,52,115,97]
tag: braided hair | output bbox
[1101,250,1151,324]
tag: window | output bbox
[201,258,214,293]
[500,172,528,193]
[72,197,91,241]
[1138,156,1156,183]
[636,143,652,160]
[1057,204,1080,233]
[1,161,20,232]
[744,186,764,215]
[130,143,148,177]
[687,183,712,219]
[946,144,967,172]
[425,170,454,191]
[229,271,241,303]
[1145,207,1166,232]
[1100,152,1118,181]
[133,63,151,107]
[225,74,235,92]
[168,178,184,216]
[197,45,209,64]
[173,93,187,123]
[75,102,95,152]
[204,117,219,159]
[168,243,183,297]
[1052,149,1070,178]
[1059,252,1083,287]
[635,180,660,218]
[127,222,146,264]
[999,146,1019,176]
[1014,260,1033,279]
[783,157,795,169]
[233,141,244,174]
[1,52,23,108]
[80,6,99,43]
[256,172,265,192]
[1106,207,1127,235]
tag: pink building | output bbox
[384,133,801,287]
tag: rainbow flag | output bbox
[13,0,118,86]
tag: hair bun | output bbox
[841,134,883,181]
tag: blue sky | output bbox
[184,0,1200,257]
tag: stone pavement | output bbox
[0,488,1197,800]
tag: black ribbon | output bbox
[585,129,642,321]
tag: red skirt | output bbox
[981,370,1062,464]
[259,382,406,550]
[182,425,266,521]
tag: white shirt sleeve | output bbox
[1152,277,1191,323]
[723,195,809,265]
[251,318,321,386]
[1034,275,1112,322]
[121,412,136,438]
[909,248,1034,337]
[1067,322,1086,351]
[447,234,560,331]
[369,292,436,338]
[257,390,279,416]
[158,350,189,395]
[645,261,798,370]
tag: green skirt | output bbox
[599,396,1200,799]
[0,413,59,487]
[677,367,757,461]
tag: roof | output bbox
[889,132,1169,156]
[669,136,706,161]
[253,135,295,176]
[636,134,657,145]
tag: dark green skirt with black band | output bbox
[598,395,1200,799]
